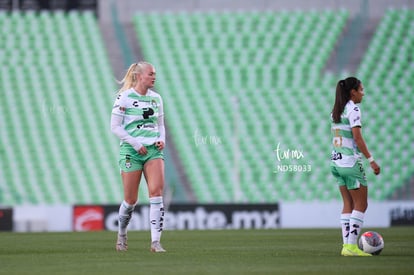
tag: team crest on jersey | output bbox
[151,100,158,109]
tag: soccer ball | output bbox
[358,231,384,255]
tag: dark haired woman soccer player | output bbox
[330,77,380,256]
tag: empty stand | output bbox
[2,8,412,205]
[134,9,413,202]
[0,11,133,205]
[133,10,350,202]
[357,8,414,199]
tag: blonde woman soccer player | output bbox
[330,77,380,256]
[111,62,166,252]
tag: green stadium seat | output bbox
[5,8,409,205]
[0,11,120,206]
[132,10,358,202]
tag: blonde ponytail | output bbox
[116,61,154,93]
[117,63,138,93]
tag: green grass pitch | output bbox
[1,227,413,274]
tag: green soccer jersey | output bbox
[331,100,362,167]
[112,88,164,148]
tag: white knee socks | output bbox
[340,213,351,244]
[118,198,165,242]
[149,196,165,243]
[118,200,135,236]
[348,210,365,245]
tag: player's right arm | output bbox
[111,93,144,152]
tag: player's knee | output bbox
[148,182,164,197]
[363,202,368,212]
[125,198,137,205]
[149,191,163,197]
[355,202,368,212]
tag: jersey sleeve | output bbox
[348,105,362,128]
[112,93,126,116]
[156,95,166,144]
[110,92,143,151]
[157,95,164,117]
[110,113,143,151]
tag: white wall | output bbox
[280,201,388,228]
[13,205,72,232]
[12,201,414,232]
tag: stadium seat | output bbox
[133,8,413,202]
[133,10,354,202]
[0,11,124,205]
[3,8,412,206]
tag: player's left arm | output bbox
[350,106,380,175]
[352,126,370,159]
[155,96,165,151]
[352,127,380,175]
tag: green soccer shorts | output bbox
[331,161,367,189]
[118,144,164,172]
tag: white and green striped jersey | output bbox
[112,88,164,148]
[331,100,362,167]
